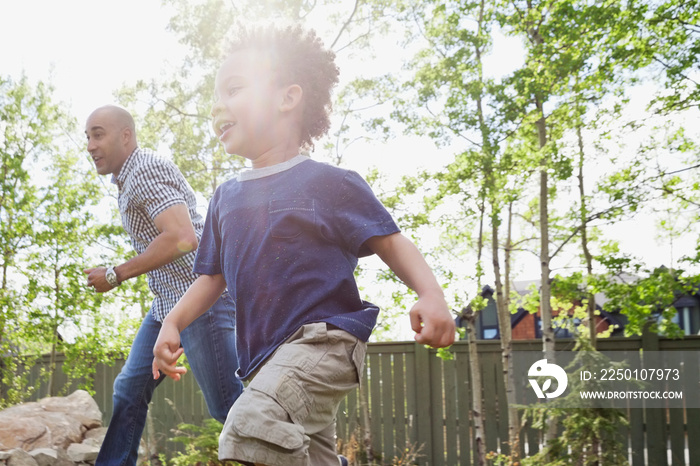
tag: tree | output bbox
[0,75,65,405]
[0,74,139,403]
[388,0,531,457]
[24,148,125,396]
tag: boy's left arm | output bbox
[365,232,455,348]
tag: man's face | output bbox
[85,110,129,176]
[210,49,283,159]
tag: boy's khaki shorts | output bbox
[219,322,366,466]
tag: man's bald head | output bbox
[87,105,137,142]
[85,105,138,176]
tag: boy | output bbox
[152,25,455,466]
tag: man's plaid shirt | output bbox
[112,148,205,321]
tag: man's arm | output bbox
[365,232,456,348]
[152,273,227,380]
[84,203,198,292]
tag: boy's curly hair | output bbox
[226,24,339,151]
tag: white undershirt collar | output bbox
[237,155,310,182]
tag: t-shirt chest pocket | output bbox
[268,199,316,239]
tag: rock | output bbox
[0,391,120,465]
[28,447,74,466]
[27,448,56,466]
[6,448,39,466]
[0,406,83,450]
[82,426,107,445]
[38,390,102,430]
[0,390,100,451]
[66,443,99,463]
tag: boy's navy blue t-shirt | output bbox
[194,156,400,379]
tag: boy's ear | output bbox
[279,84,303,113]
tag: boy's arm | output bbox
[365,232,455,348]
[152,273,227,381]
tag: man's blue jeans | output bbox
[95,292,243,466]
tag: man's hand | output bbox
[409,292,456,348]
[152,322,188,381]
[83,267,115,293]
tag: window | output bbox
[673,305,700,335]
[479,298,500,339]
[535,316,580,338]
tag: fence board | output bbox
[615,409,630,466]
[494,353,509,456]
[443,357,458,466]
[404,346,418,453]
[481,351,499,455]
[368,352,382,460]
[629,350,646,466]
[392,352,407,460]
[669,407,684,466]
[455,350,472,464]
[686,353,700,465]
[413,344,433,464]
[429,354,445,465]
[381,354,394,461]
[358,358,370,454]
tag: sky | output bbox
[0,1,187,120]
[1,0,698,289]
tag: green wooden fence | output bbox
[23,335,700,465]
[338,336,700,465]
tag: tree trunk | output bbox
[473,0,520,455]
[535,94,557,452]
[464,308,486,466]
[576,124,597,349]
[491,213,519,458]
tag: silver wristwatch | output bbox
[105,266,120,287]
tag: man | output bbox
[84,105,243,466]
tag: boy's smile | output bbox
[211,49,304,168]
[217,121,236,141]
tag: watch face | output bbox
[106,268,118,286]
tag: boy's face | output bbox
[211,49,285,160]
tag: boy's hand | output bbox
[409,292,456,348]
[152,323,188,381]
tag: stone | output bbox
[0,391,109,465]
[0,406,83,450]
[82,426,107,445]
[27,448,56,466]
[66,443,99,463]
[28,447,74,466]
[6,448,39,466]
[0,390,100,451]
[37,390,102,430]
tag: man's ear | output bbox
[121,127,133,146]
[279,84,303,113]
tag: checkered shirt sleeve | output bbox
[116,148,204,321]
